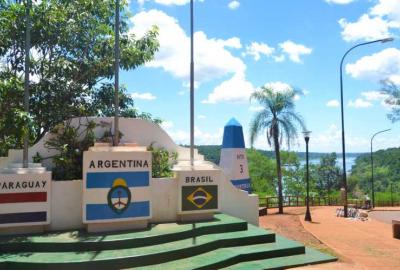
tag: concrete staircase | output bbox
[0,214,335,270]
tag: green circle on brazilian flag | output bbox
[107,178,132,214]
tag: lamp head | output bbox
[381,37,394,43]
[303,130,311,140]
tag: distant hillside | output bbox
[350,147,400,191]
[193,145,363,165]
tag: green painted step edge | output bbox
[135,235,306,270]
[0,214,247,252]
[0,226,276,270]
[227,247,337,270]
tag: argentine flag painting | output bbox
[83,150,152,224]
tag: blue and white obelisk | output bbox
[219,118,251,193]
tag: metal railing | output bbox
[260,195,400,209]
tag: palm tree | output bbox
[249,85,306,214]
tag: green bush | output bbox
[147,143,177,178]
[44,118,97,180]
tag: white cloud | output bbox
[279,40,312,63]
[346,48,400,85]
[348,98,373,108]
[370,0,400,23]
[154,0,189,6]
[361,91,389,101]
[218,37,242,49]
[131,92,157,100]
[338,15,392,42]
[264,81,293,94]
[244,42,275,61]
[325,0,354,4]
[161,121,174,129]
[338,0,399,42]
[198,115,206,119]
[248,105,263,112]
[202,74,255,104]
[130,10,246,86]
[273,54,285,62]
[228,1,240,10]
[326,99,340,107]
[140,0,204,5]
[164,127,223,145]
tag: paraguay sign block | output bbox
[83,150,152,223]
[0,172,51,227]
[178,169,220,214]
[220,118,251,193]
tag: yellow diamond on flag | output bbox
[187,187,213,209]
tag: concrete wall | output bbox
[150,178,178,223]
[1,117,204,170]
[45,173,259,230]
[47,178,181,230]
[1,117,259,229]
[48,180,84,231]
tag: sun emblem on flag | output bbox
[187,187,213,209]
[107,178,131,214]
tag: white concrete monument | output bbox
[82,144,152,232]
[219,118,251,193]
[0,163,51,234]
[0,117,259,234]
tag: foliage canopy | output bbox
[0,0,160,156]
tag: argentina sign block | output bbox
[0,172,51,228]
[178,169,220,214]
[83,149,152,223]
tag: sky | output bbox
[121,0,400,153]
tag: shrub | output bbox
[147,143,178,178]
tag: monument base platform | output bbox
[0,213,336,270]
[87,220,148,233]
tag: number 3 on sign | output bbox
[240,164,243,174]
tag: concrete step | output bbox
[226,247,336,270]
[0,224,276,269]
[135,235,307,270]
[0,214,248,252]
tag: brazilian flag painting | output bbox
[181,185,218,211]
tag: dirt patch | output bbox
[259,207,341,259]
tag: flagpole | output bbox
[23,0,31,168]
[190,0,194,166]
[114,0,120,146]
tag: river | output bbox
[300,156,357,172]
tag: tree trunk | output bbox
[273,125,284,214]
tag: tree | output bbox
[246,149,276,196]
[0,0,159,156]
[249,86,306,214]
[381,80,400,122]
[315,153,341,199]
[281,151,305,196]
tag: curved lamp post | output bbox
[339,37,393,217]
[303,131,312,222]
[370,128,391,208]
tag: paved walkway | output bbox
[369,208,400,224]
[300,206,400,270]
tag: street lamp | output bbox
[339,37,394,217]
[370,128,391,208]
[303,131,312,222]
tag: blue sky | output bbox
[121,0,400,153]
